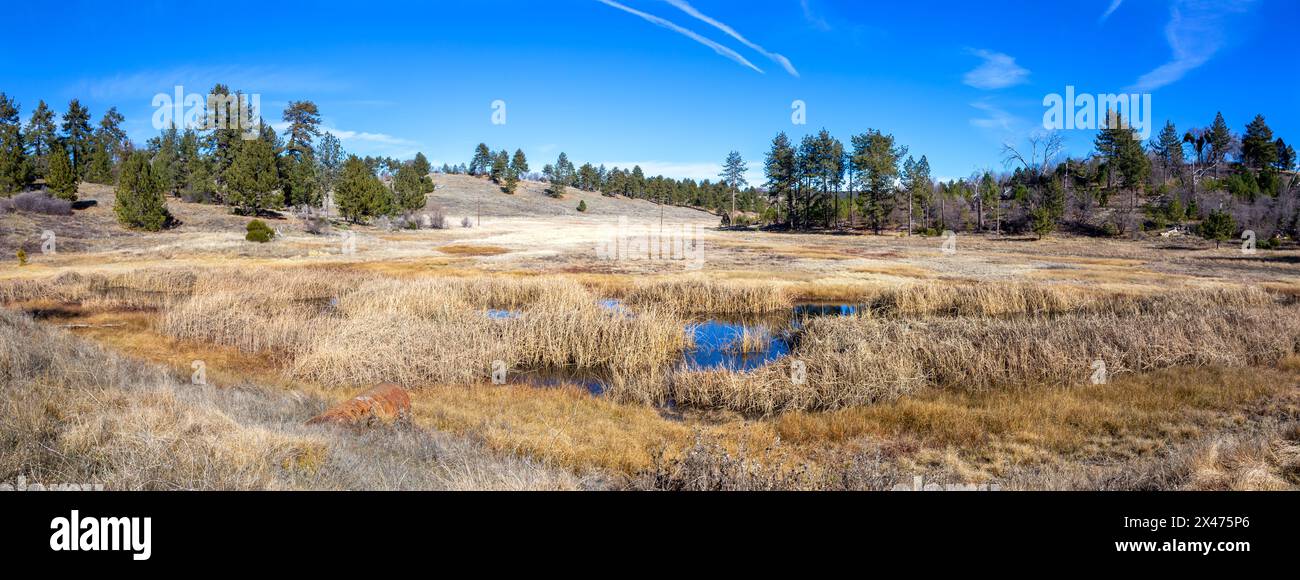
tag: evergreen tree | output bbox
[47,141,80,201]
[85,140,114,185]
[1199,209,1236,248]
[24,100,56,178]
[412,152,432,177]
[764,132,797,227]
[97,107,127,166]
[577,163,599,191]
[720,150,748,215]
[152,125,182,195]
[490,149,509,183]
[1152,120,1184,176]
[281,101,321,157]
[979,172,1000,233]
[394,161,427,212]
[510,149,529,176]
[204,84,245,183]
[1275,138,1297,172]
[335,155,388,222]
[316,132,344,198]
[470,143,492,175]
[630,165,646,197]
[114,151,171,231]
[1207,112,1232,176]
[60,99,93,177]
[852,129,906,234]
[0,93,33,194]
[279,152,321,208]
[180,128,217,202]
[225,133,282,214]
[1241,115,1277,170]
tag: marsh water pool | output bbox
[501,300,863,394]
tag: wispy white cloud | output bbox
[800,0,831,31]
[968,100,1022,135]
[271,121,423,159]
[1099,0,1124,22]
[72,65,343,101]
[663,0,798,76]
[595,0,764,74]
[1129,0,1255,92]
[963,49,1030,90]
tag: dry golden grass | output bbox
[438,244,511,256]
[625,278,792,314]
[0,307,583,490]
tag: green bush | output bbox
[245,219,274,243]
[576,200,587,212]
[114,152,172,231]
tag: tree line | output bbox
[0,88,438,230]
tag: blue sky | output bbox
[2,0,1294,183]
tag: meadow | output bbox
[3,176,1299,490]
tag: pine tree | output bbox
[114,151,172,231]
[631,165,646,197]
[281,101,321,157]
[279,152,320,208]
[316,132,344,200]
[61,99,93,177]
[764,132,797,227]
[470,143,492,175]
[85,140,114,184]
[152,125,182,195]
[412,152,432,178]
[394,162,427,212]
[1241,115,1277,170]
[1207,112,1232,176]
[510,149,529,176]
[335,155,387,223]
[1276,138,1297,172]
[852,129,906,234]
[0,93,34,194]
[720,150,748,215]
[490,150,509,183]
[1152,120,1184,176]
[47,141,80,201]
[24,100,56,178]
[96,107,127,167]
[225,132,282,215]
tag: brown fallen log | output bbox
[307,383,412,427]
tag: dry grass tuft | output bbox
[625,278,792,314]
[0,308,583,490]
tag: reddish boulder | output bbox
[307,383,412,427]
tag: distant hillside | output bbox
[426,174,716,222]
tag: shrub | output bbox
[16,248,26,266]
[1199,210,1236,248]
[7,191,72,215]
[461,216,473,228]
[577,200,588,212]
[245,219,274,243]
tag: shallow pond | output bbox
[499,300,864,393]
